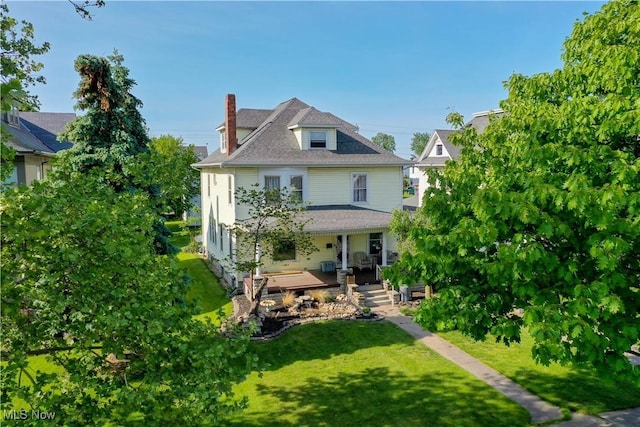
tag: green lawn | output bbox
[225,321,530,427]
[437,329,640,415]
[167,220,233,320]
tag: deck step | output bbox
[358,285,391,306]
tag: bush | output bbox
[282,291,296,307]
[309,290,330,304]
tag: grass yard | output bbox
[225,321,530,427]
[437,329,640,415]
[166,220,233,321]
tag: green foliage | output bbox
[0,3,50,109]
[148,134,200,216]
[230,185,318,279]
[387,0,640,379]
[411,132,430,157]
[1,174,256,424]
[54,52,175,254]
[0,3,50,185]
[371,132,396,152]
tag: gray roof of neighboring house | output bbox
[195,97,411,168]
[216,108,272,130]
[415,110,504,167]
[2,112,75,155]
[416,129,458,167]
[19,112,75,152]
[192,145,208,160]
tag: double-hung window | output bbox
[352,173,367,203]
[290,175,303,202]
[264,175,281,204]
[310,131,327,149]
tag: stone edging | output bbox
[250,313,386,342]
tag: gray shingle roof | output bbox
[216,108,272,130]
[195,97,411,168]
[192,145,208,160]
[19,112,75,152]
[415,110,504,167]
[2,112,75,155]
[416,129,458,167]
[242,205,392,234]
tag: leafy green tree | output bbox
[386,0,640,379]
[410,132,430,157]
[0,3,51,185]
[229,185,318,317]
[55,52,175,254]
[0,174,257,425]
[148,134,200,217]
[371,132,396,153]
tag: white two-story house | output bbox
[193,95,411,290]
[416,110,503,206]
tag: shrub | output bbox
[309,290,329,303]
[282,291,296,307]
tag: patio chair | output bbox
[353,251,373,271]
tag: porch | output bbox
[248,268,380,295]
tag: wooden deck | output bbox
[264,268,379,294]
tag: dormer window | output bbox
[436,143,443,156]
[310,131,327,149]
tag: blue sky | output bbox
[9,1,606,159]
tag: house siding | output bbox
[307,166,402,213]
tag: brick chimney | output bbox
[225,94,237,155]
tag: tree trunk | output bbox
[248,277,269,317]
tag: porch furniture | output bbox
[321,261,336,272]
[353,252,373,271]
[386,250,398,264]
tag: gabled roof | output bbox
[216,108,272,130]
[192,145,208,160]
[415,129,457,167]
[415,109,503,168]
[195,97,410,168]
[2,112,75,155]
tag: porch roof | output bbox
[300,205,392,235]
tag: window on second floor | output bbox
[352,173,367,203]
[290,175,303,202]
[309,131,327,149]
[436,143,443,156]
[228,176,233,204]
[264,175,281,204]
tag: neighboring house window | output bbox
[309,131,327,149]
[221,132,227,152]
[369,232,382,256]
[228,229,233,259]
[213,173,217,186]
[290,175,303,202]
[207,174,210,197]
[228,176,233,204]
[273,238,296,261]
[436,144,443,156]
[352,173,367,202]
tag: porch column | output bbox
[341,234,348,269]
[381,233,388,266]
[255,242,262,278]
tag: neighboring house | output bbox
[183,145,208,224]
[415,110,502,206]
[1,109,75,187]
[193,95,411,288]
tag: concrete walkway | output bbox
[373,305,640,426]
[373,305,563,424]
